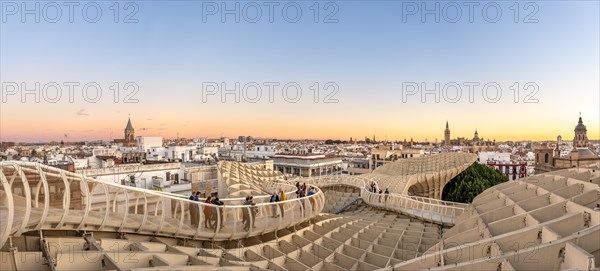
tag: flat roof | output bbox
[272,154,342,160]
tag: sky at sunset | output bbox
[1,1,598,142]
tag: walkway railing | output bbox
[306,175,466,225]
[0,162,325,249]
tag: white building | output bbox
[478,151,511,163]
[146,147,168,161]
[77,163,190,195]
[71,158,89,169]
[246,145,276,159]
[166,145,197,162]
[92,147,119,157]
[194,146,219,162]
[272,153,343,177]
[218,144,276,161]
[137,136,163,153]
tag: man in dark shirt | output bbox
[211,194,225,229]
[242,196,257,231]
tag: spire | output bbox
[125,115,134,130]
[578,113,583,124]
[445,121,449,129]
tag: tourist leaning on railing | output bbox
[190,191,201,226]
[270,192,280,218]
[278,188,286,218]
[211,195,225,230]
[298,186,306,212]
[242,196,257,231]
[307,186,315,211]
[204,196,213,229]
[295,182,301,198]
[384,188,389,204]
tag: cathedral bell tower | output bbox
[444,121,451,146]
[124,115,136,147]
[573,114,588,148]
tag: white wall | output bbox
[200,146,219,155]
[137,136,163,152]
[247,145,276,159]
[92,147,119,157]
[166,146,197,162]
[146,147,168,161]
[478,151,511,163]
[71,158,89,169]
[82,164,184,189]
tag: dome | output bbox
[574,116,587,132]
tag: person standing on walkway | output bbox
[270,192,280,218]
[249,196,257,229]
[278,188,286,218]
[307,186,316,211]
[190,191,201,226]
[241,196,250,230]
[242,196,257,231]
[384,188,390,204]
[203,196,213,229]
[295,182,301,198]
[211,194,225,230]
[298,186,306,212]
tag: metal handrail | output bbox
[0,161,326,249]
[305,175,466,225]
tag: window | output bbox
[544,153,549,163]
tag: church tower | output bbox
[444,121,450,146]
[124,116,135,147]
[573,114,588,148]
[473,129,480,141]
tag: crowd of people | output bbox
[368,182,390,194]
[294,182,316,211]
[369,182,377,193]
[187,183,318,232]
[367,182,391,203]
[188,191,225,231]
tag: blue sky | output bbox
[1,1,599,142]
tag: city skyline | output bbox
[1,113,598,143]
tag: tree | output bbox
[442,162,508,203]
